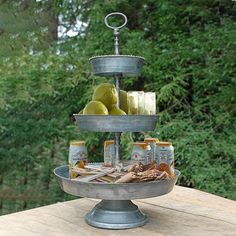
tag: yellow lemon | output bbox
[109,106,127,115]
[83,101,108,115]
[92,83,118,110]
[119,90,128,114]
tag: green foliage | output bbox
[0,0,235,215]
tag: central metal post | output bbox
[104,12,127,168]
[114,26,121,168]
[114,75,121,167]
[114,29,119,55]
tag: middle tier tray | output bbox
[73,115,158,132]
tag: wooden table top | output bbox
[0,186,235,236]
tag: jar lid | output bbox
[156,141,172,146]
[144,138,158,143]
[70,141,86,146]
[133,142,149,149]
[104,140,115,147]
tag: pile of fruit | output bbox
[81,83,128,115]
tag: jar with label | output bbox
[156,142,174,176]
[104,140,115,167]
[131,142,151,165]
[68,141,88,178]
[144,138,159,164]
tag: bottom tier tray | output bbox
[54,165,180,229]
[54,165,180,200]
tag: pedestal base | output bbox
[85,200,147,229]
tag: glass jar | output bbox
[127,91,145,114]
[144,138,158,164]
[68,141,88,178]
[144,92,156,115]
[104,140,115,167]
[156,141,174,176]
[131,142,151,165]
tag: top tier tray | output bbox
[89,55,145,77]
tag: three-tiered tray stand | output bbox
[54,12,180,230]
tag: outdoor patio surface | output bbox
[0,186,235,236]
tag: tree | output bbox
[0,0,235,215]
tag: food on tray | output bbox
[127,91,142,114]
[76,160,85,168]
[68,138,175,182]
[70,160,173,183]
[115,162,170,183]
[128,161,145,172]
[119,90,128,113]
[115,169,170,183]
[78,82,156,116]
[144,138,158,164]
[131,142,151,165]
[97,172,124,183]
[92,83,118,110]
[69,165,79,178]
[104,140,115,167]
[127,91,157,115]
[83,101,109,115]
[128,161,155,173]
[68,141,88,179]
[71,167,101,176]
[78,83,143,116]
[156,141,174,176]
[109,106,126,115]
[144,92,156,115]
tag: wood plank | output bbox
[0,186,235,236]
[138,185,236,225]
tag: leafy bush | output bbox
[0,0,235,214]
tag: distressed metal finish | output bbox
[114,74,121,169]
[114,132,120,167]
[104,12,127,55]
[85,200,147,229]
[73,114,158,132]
[89,55,145,77]
[55,11,177,230]
[104,12,127,30]
[54,165,180,200]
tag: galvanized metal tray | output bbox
[89,55,145,77]
[73,114,158,132]
[54,165,180,200]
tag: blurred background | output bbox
[0,0,235,215]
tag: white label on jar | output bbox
[156,145,174,174]
[131,145,149,164]
[69,145,88,168]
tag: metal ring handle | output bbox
[104,12,127,30]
